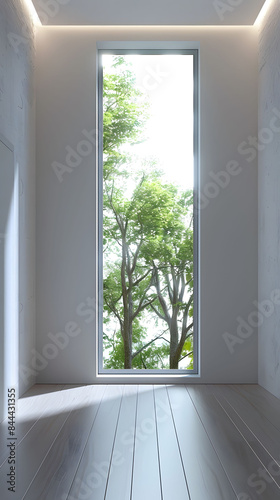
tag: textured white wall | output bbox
[258,0,280,398]
[35,26,258,384]
[0,0,36,402]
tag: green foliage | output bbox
[102,56,194,370]
[103,56,148,180]
[180,337,194,370]
[103,321,170,370]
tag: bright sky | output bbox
[102,54,194,189]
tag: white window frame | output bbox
[97,41,200,381]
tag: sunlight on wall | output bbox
[0,140,18,420]
[4,165,19,393]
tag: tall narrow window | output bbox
[98,48,199,373]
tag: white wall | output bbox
[36,26,258,384]
[0,0,36,407]
[0,137,17,423]
[258,0,280,398]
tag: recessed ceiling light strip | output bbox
[23,0,42,26]
[254,0,275,26]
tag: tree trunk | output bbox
[121,235,132,368]
[170,357,179,369]
[169,314,179,369]
[123,312,133,369]
[122,294,133,368]
[123,331,132,368]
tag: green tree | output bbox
[103,172,163,369]
[102,56,194,370]
[103,56,148,181]
[130,177,194,369]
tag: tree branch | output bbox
[179,350,193,362]
[175,320,194,363]
[150,304,168,323]
[132,268,151,288]
[165,273,174,304]
[104,298,123,328]
[132,296,157,321]
[131,237,144,274]
[104,181,125,235]
[132,332,165,359]
[178,272,186,303]
[140,354,147,369]
[152,262,171,324]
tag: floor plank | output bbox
[234,385,280,434]
[131,385,162,500]
[187,385,280,499]
[209,385,280,467]
[208,385,280,491]
[105,385,138,500]
[167,385,236,500]
[65,385,123,500]
[154,385,190,500]
[0,385,80,500]
[0,385,66,467]
[1,384,280,500]
[24,384,107,500]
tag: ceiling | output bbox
[32,0,266,26]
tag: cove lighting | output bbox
[254,0,275,26]
[23,0,42,26]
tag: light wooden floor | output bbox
[1,384,280,500]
